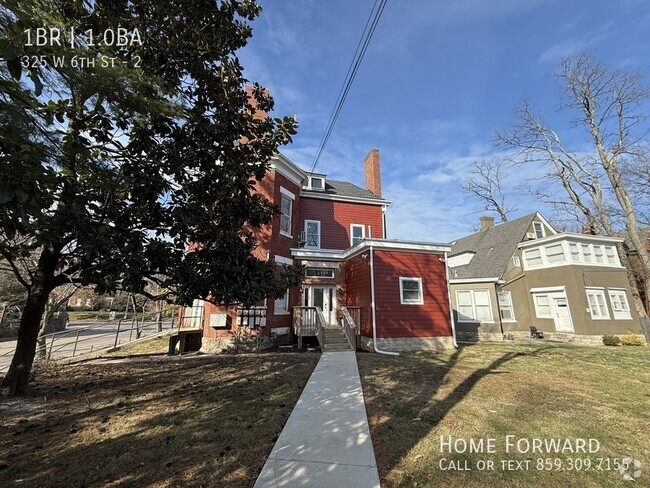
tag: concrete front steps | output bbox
[322,327,353,351]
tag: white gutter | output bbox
[369,246,399,356]
[443,251,458,348]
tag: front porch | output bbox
[292,306,360,351]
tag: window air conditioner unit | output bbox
[526,232,536,240]
[298,231,306,247]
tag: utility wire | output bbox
[309,0,388,175]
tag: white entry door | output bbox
[305,286,337,326]
[552,296,574,332]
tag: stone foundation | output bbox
[358,335,455,352]
[458,329,647,346]
[456,330,504,343]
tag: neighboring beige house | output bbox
[448,213,644,344]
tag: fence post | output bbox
[114,320,122,349]
[72,329,80,357]
[47,334,56,361]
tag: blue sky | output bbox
[240,0,650,243]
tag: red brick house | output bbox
[184,149,455,352]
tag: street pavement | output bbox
[0,319,170,374]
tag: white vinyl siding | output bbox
[608,289,632,320]
[586,288,610,319]
[497,291,516,322]
[399,277,423,305]
[456,290,493,322]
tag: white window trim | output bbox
[305,267,335,278]
[608,288,632,320]
[512,256,521,267]
[497,290,516,323]
[350,224,365,246]
[279,187,294,238]
[274,289,290,316]
[304,219,321,249]
[308,176,325,190]
[399,277,424,305]
[523,241,622,271]
[532,293,554,319]
[533,221,546,238]
[455,289,494,323]
[275,255,293,266]
[586,288,611,320]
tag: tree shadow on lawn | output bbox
[0,352,320,488]
[357,344,554,485]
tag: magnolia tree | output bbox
[0,0,300,395]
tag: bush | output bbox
[621,334,646,346]
[602,335,621,346]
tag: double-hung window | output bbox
[456,290,493,322]
[279,188,294,237]
[399,277,423,305]
[274,289,290,315]
[350,224,365,246]
[524,248,543,268]
[304,220,321,248]
[608,289,632,320]
[497,291,516,322]
[586,288,610,319]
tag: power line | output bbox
[309,0,388,175]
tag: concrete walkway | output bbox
[254,351,381,488]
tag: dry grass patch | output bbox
[0,352,319,487]
[358,343,650,488]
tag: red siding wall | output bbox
[254,171,301,259]
[345,254,372,337]
[299,197,384,250]
[373,250,451,338]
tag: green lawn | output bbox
[357,343,650,488]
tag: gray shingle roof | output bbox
[449,213,538,279]
[303,179,385,201]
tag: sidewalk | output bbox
[254,351,381,488]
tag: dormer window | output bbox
[309,176,325,190]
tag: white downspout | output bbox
[443,251,458,348]
[370,245,399,356]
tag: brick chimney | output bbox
[245,85,268,122]
[364,148,382,197]
[480,216,495,231]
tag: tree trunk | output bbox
[1,246,59,396]
[1,282,51,395]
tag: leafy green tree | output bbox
[0,0,299,395]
